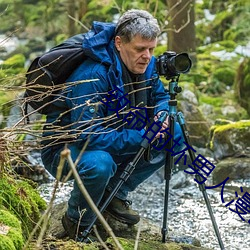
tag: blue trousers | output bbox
[41,122,184,226]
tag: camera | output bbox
[156,51,192,79]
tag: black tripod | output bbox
[161,77,225,249]
[82,77,225,249]
[81,110,168,241]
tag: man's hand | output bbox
[154,111,169,139]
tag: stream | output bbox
[38,165,250,250]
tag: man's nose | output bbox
[142,49,151,59]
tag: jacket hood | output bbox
[82,21,116,65]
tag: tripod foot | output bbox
[161,227,168,243]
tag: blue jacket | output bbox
[44,21,170,156]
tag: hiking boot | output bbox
[105,196,140,225]
[61,213,97,243]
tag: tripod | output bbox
[81,111,168,241]
[161,77,225,249]
[82,77,225,250]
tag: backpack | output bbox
[24,34,87,115]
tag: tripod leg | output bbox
[162,114,175,243]
[81,148,145,240]
[177,112,225,250]
[82,112,169,240]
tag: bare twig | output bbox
[134,220,142,250]
[22,153,65,249]
[61,148,124,250]
[93,225,110,250]
[68,14,90,31]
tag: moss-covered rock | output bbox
[106,237,210,250]
[209,120,250,160]
[40,202,211,250]
[0,174,47,240]
[0,209,24,250]
[213,157,250,184]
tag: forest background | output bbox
[0,0,250,125]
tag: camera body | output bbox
[156,51,192,79]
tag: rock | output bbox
[213,157,250,184]
[181,89,199,105]
[199,103,213,117]
[170,171,190,189]
[179,100,211,148]
[0,174,47,249]
[209,119,250,160]
[44,201,212,250]
[221,105,237,116]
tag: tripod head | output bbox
[168,76,182,100]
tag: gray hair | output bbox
[115,9,160,43]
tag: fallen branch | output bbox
[62,148,124,250]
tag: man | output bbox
[41,9,184,241]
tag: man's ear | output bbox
[115,36,122,51]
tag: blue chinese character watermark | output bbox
[206,178,250,224]
[185,154,216,185]
[123,106,150,130]
[100,86,130,118]
[102,88,249,224]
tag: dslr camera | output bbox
[156,51,192,79]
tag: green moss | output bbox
[154,45,168,57]
[0,209,21,229]
[115,238,134,250]
[0,91,17,109]
[0,235,16,250]
[209,120,250,150]
[234,57,250,116]
[1,54,25,69]
[105,237,204,250]
[166,242,183,250]
[55,34,68,45]
[0,54,26,86]
[0,175,47,239]
[199,95,224,107]
[213,120,250,133]
[217,40,237,51]
[7,228,24,249]
[213,67,235,86]
[0,209,24,249]
[84,243,100,250]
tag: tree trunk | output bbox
[67,0,76,36]
[78,0,88,20]
[167,0,196,63]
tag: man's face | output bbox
[115,35,157,74]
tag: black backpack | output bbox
[24,34,87,115]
